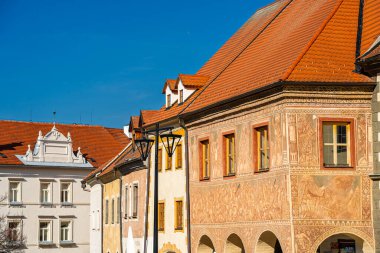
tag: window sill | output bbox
[200,177,210,182]
[9,202,23,207]
[39,241,54,246]
[60,202,73,207]
[322,165,354,170]
[60,241,75,246]
[255,168,270,173]
[40,203,53,207]
[158,229,165,233]
[175,167,183,170]
[223,173,236,179]
[174,228,184,233]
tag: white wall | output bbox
[0,166,91,253]
[177,80,195,103]
[165,85,178,107]
[89,182,102,253]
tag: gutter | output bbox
[179,118,191,253]
[144,155,151,253]
[119,176,123,253]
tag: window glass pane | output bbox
[323,124,333,143]
[125,187,128,218]
[337,125,347,144]
[323,145,334,165]
[337,146,348,165]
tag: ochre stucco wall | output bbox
[188,96,374,253]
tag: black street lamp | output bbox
[134,123,182,253]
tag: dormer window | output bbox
[179,90,183,104]
[167,94,171,108]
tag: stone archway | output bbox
[197,235,215,253]
[225,233,245,253]
[255,231,283,253]
[313,232,373,253]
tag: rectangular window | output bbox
[8,221,21,241]
[158,202,165,232]
[158,148,163,172]
[132,184,138,218]
[111,199,115,224]
[167,94,171,107]
[322,122,352,167]
[117,197,120,224]
[179,90,184,103]
[40,182,52,204]
[255,126,270,171]
[176,144,182,169]
[39,221,52,243]
[105,200,109,224]
[166,153,172,171]
[200,140,210,180]
[60,182,71,204]
[224,133,235,176]
[175,200,183,231]
[9,182,21,204]
[125,186,129,218]
[60,220,72,243]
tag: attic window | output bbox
[179,90,183,104]
[166,94,171,107]
[0,153,7,158]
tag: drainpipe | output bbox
[179,118,191,253]
[144,155,151,253]
[119,175,123,253]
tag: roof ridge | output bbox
[0,119,105,128]
[179,0,293,116]
[281,0,345,80]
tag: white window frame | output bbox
[132,182,139,219]
[39,220,53,245]
[59,220,73,244]
[40,182,52,204]
[60,181,72,205]
[124,184,129,219]
[9,181,22,205]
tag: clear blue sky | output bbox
[0,0,272,128]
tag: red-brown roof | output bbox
[178,74,209,89]
[97,143,141,177]
[143,0,378,125]
[0,120,129,168]
[183,0,373,114]
[161,79,177,94]
[360,0,380,54]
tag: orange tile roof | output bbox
[161,79,177,94]
[360,36,380,60]
[182,0,374,114]
[141,0,289,127]
[143,0,378,125]
[0,120,129,169]
[360,0,380,54]
[97,143,141,177]
[178,74,209,89]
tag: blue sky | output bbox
[0,0,272,128]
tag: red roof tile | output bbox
[182,0,373,114]
[360,0,380,54]
[0,120,129,169]
[97,143,141,177]
[161,79,177,94]
[178,74,209,89]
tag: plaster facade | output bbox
[0,166,91,252]
[122,167,147,253]
[187,86,375,253]
[102,177,122,253]
[146,128,187,253]
[88,180,102,253]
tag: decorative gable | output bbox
[16,125,92,167]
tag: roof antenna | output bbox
[30,108,33,122]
